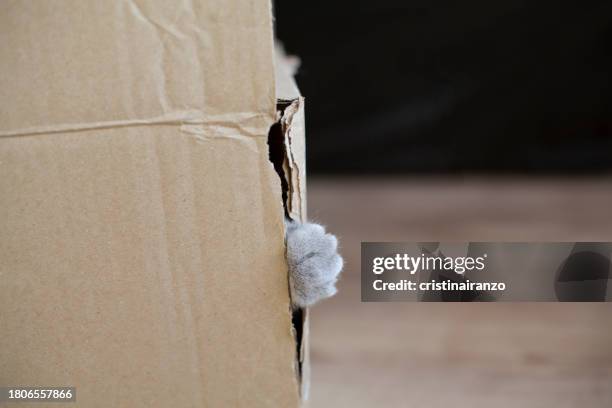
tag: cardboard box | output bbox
[0,1,306,406]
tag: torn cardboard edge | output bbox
[274,43,307,223]
[268,100,309,398]
[271,45,310,402]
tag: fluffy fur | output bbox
[286,220,343,308]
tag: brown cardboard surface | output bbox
[0,1,301,407]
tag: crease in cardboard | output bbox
[181,125,260,151]
[119,0,173,116]
[127,0,188,42]
[0,111,269,141]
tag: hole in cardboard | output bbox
[267,115,290,219]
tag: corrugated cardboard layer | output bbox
[0,1,300,407]
[274,48,307,223]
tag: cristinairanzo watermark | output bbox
[362,242,612,302]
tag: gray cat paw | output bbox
[286,221,343,307]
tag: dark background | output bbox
[274,1,612,174]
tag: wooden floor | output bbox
[305,177,612,408]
